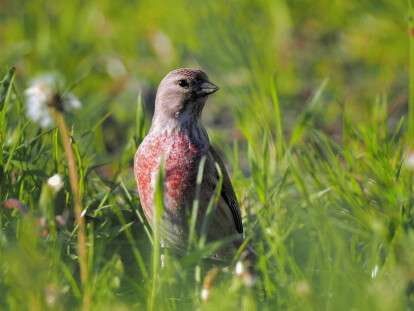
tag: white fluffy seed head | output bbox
[25,75,55,127]
[25,74,82,128]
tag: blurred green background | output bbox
[1,0,414,310]
[0,0,409,144]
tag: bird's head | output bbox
[154,68,219,123]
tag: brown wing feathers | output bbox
[208,146,243,234]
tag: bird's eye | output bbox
[178,79,189,88]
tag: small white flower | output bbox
[47,174,64,192]
[201,288,209,301]
[25,74,82,128]
[235,261,244,276]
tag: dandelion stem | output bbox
[50,104,89,310]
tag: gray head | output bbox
[153,68,219,124]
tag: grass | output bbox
[1,0,414,310]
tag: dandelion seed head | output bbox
[25,74,82,128]
[25,75,55,127]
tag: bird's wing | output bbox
[208,145,243,233]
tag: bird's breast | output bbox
[134,131,204,222]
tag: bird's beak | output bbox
[197,81,219,97]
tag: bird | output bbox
[134,68,244,262]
